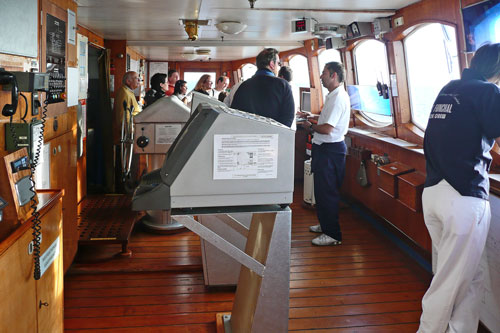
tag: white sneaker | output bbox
[309,224,322,233]
[312,234,341,246]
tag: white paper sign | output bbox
[213,134,278,180]
[149,62,169,86]
[67,67,79,107]
[155,124,182,144]
[40,236,60,277]
[77,34,88,99]
[67,9,76,45]
[35,143,50,189]
[81,103,87,140]
[109,74,115,93]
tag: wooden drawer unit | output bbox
[377,162,415,198]
[397,171,426,212]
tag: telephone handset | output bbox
[0,69,19,117]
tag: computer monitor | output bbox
[300,89,311,112]
[462,0,500,52]
[190,91,226,114]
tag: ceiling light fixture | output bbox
[181,52,198,60]
[195,49,211,55]
[248,0,257,9]
[215,21,247,35]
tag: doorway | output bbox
[86,46,113,193]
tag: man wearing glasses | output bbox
[231,48,295,127]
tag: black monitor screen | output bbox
[301,91,311,112]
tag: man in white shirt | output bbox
[212,75,229,100]
[299,62,351,246]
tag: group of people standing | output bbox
[143,69,181,107]
[145,70,231,108]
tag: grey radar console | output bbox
[132,103,295,211]
[132,103,295,332]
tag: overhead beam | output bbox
[127,40,304,47]
[215,7,396,15]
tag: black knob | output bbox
[39,301,49,308]
[136,136,149,148]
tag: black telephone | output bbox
[0,69,19,117]
[1,70,45,281]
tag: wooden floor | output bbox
[64,185,432,332]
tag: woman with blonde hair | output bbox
[193,74,213,96]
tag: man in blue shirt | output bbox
[231,48,295,127]
[419,43,500,333]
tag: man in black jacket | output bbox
[231,48,295,127]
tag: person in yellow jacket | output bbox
[113,71,141,145]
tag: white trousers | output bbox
[418,180,491,333]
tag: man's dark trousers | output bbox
[311,141,347,241]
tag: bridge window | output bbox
[288,55,310,110]
[353,40,392,125]
[318,49,341,99]
[404,23,460,130]
[241,63,257,81]
[288,55,310,88]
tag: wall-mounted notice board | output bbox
[0,0,38,58]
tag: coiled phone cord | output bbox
[29,97,48,280]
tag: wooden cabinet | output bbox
[397,171,426,212]
[36,201,64,333]
[48,130,78,272]
[377,162,414,198]
[0,227,37,332]
[0,191,63,332]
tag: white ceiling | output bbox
[76,0,421,61]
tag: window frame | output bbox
[403,22,461,131]
[352,38,394,127]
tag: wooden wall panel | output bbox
[126,47,146,61]
[77,25,104,48]
[0,54,32,71]
[105,40,127,99]
[177,61,224,76]
[387,0,462,40]
[67,1,78,68]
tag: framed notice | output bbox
[213,134,278,180]
[148,62,169,88]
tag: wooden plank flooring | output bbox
[64,185,432,332]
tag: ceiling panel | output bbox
[76,0,421,61]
